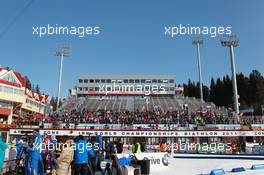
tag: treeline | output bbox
[182,70,264,112]
[50,97,62,111]
[25,76,41,94]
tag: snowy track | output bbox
[153,154,264,175]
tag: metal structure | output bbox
[55,44,70,110]
[221,34,239,114]
[192,37,204,102]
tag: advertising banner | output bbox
[9,129,264,137]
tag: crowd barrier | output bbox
[1,147,16,174]
[41,123,252,131]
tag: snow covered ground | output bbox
[152,154,264,175]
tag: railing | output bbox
[1,147,16,174]
[16,123,262,131]
[1,159,16,174]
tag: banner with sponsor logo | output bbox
[9,129,264,137]
[116,152,169,173]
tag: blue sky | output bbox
[0,0,264,97]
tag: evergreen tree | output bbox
[249,70,264,110]
[25,76,32,89]
[35,84,40,94]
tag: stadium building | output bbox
[0,67,50,126]
[66,75,216,112]
[75,75,180,97]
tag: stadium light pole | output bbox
[55,44,70,110]
[221,34,239,114]
[192,37,204,102]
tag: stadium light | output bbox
[192,37,204,102]
[221,34,239,114]
[55,44,70,110]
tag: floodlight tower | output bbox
[192,37,204,102]
[221,34,239,114]
[55,44,70,110]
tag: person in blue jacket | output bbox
[95,135,103,171]
[30,129,43,175]
[74,135,89,175]
[96,135,103,152]
[24,143,31,175]
[16,137,24,163]
[38,134,45,175]
[87,137,96,171]
[0,137,8,174]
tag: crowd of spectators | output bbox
[7,108,264,129]
[49,108,241,127]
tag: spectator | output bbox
[116,138,123,154]
[56,139,74,175]
[0,137,7,174]
[74,135,90,175]
[29,129,43,175]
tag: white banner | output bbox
[116,152,169,173]
[8,129,264,137]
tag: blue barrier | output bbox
[231,167,246,172]
[210,169,226,175]
[251,164,264,170]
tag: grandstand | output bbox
[60,95,224,114]
[62,75,225,114]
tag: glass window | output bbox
[124,79,128,83]
[163,79,168,83]
[140,79,146,83]
[106,79,111,83]
[0,101,11,108]
[169,79,174,83]
[129,79,134,83]
[79,79,83,83]
[90,79,94,83]
[135,79,140,83]
[84,79,88,83]
[101,79,106,83]
[146,80,151,83]
[95,79,100,83]
[158,79,162,83]
[152,79,157,83]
